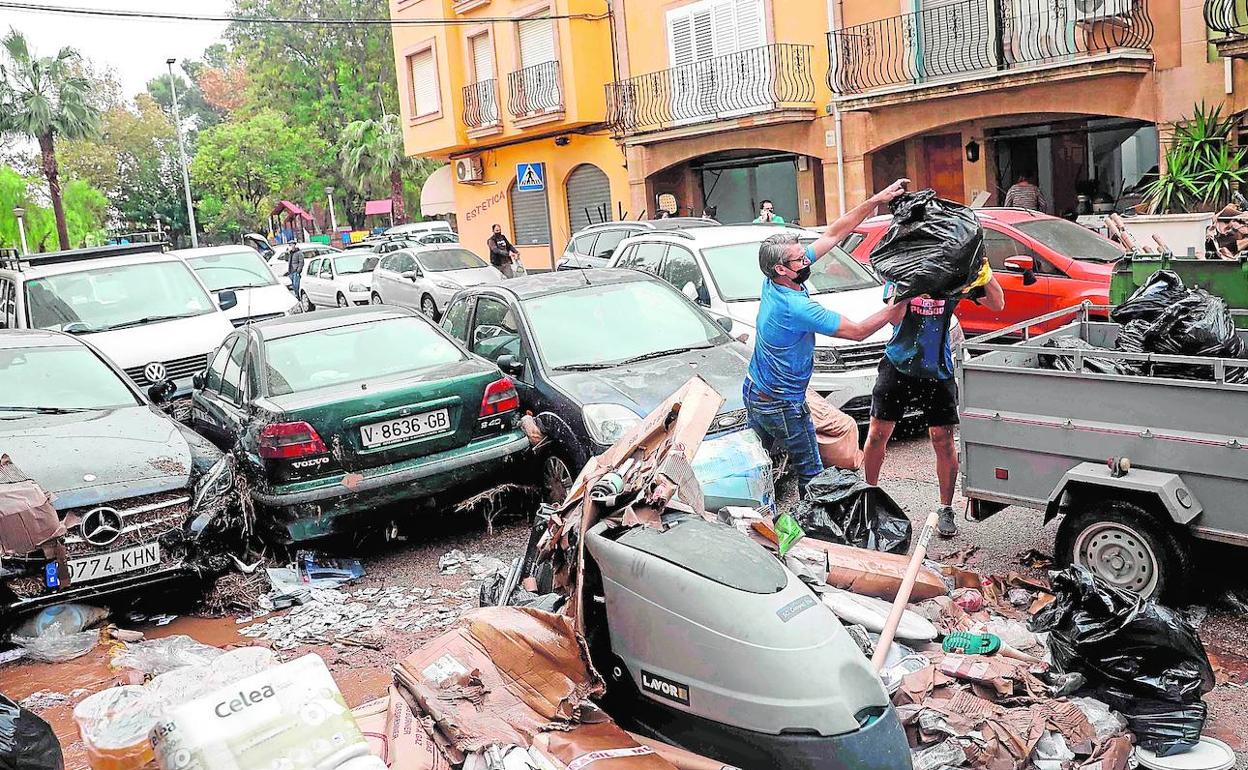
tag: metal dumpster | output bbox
[1111,254,1248,327]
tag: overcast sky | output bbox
[5,0,231,99]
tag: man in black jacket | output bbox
[487,224,520,278]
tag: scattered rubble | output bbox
[19,690,69,713]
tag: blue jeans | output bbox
[743,380,823,498]
[290,271,301,295]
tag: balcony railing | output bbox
[507,60,563,118]
[462,79,500,129]
[828,0,1154,96]
[606,43,816,137]
[1206,0,1248,36]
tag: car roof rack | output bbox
[0,242,169,272]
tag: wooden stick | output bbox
[871,510,938,671]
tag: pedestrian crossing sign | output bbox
[517,163,545,192]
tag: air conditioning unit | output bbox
[1072,0,1134,21]
[455,155,484,184]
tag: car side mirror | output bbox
[402,270,419,281]
[148,379,176,404]
[1004,256,1037,286]
[714,315,734,333]
[218,290,239,311]
[496,354,524,377]
[192,371,206,390]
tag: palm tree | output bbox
[0,30,100,250]
[339,112,409,224]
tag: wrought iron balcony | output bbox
[462,79,500,130]
[1206,0,1247,35]
[506,60,563,119]
[828,0,1154,96]
[606,43,816,137]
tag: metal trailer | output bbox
[956,303,1248,599]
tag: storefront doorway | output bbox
[696,151,800,224]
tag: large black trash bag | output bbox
[1110,269,1187,325]
[791,468,912,554]
[1144,290,1248,382]
[1029,566,1215,703]
[1095,687,1207,757]
[1114,319,1150,354]
[0,693,64,770]
[868,189,984,300]
[1038,336,1131,375]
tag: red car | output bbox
[842,208,1124,335]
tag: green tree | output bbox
[0,30,102,250]
[0,165,108,250]
[340,113,415,224]
[190,110,326,232]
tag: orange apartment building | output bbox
[391,0,1248,265]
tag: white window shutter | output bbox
[733,0,765,51]
[710,1,734,57]
[693,7,717,60]
[668,11,696,66]
[471,34,493,81]
[410,49,439,116]
[518,16,556,67]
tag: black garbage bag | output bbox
[1143,290,1248,382]
[868,189,984,300]
[1038,336,1131,375]
[1110,269,1187,325]
[791,468,912,554]
[1114,319,1150,354]
[0,693,64,770]
[1030,566,1215,703]
[1095,687,1206,757]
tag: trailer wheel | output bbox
[1056,501,1190,601]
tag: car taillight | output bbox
[480,377,520,417]
[258,421,327,459]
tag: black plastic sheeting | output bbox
[790,468,912,554]
[0,693,63,770]
[1038,336,1132,375]
[868,190,985,301]
[1110,270,1188,326]
[1030,566,1214,756]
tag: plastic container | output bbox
[1135,737,1236,770]
[73,686,161,770]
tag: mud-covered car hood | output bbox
[547,340,749,415]
[0,406,195,510]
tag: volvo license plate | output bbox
[360,408,451,448]
[66,543,161,583]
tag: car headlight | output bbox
[348,282,368,293]
[433,280,460,290]
[583,403,642,445]
[190,454,237,535]
[813,347,843,372]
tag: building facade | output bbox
[391,0,1248,260]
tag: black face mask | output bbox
[793,265,812,285]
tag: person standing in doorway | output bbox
[863,274,1005,539]
[287,244,304,296]
[744,179,911,498]
[1002,172,1049,213]
[754,200,785,224]
[487,224,520,279]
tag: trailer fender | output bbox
[1044,462,1202,526]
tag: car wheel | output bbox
[337,293,349,308]
[371,292,383,305]
[1056,500,1189,601]
[300,291,314,312]
[420,294,440,321]
[541,452,576,506]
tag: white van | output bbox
[0,244,236,397]
[173,245,299,326]
[384,221,453,238]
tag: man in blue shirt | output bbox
[745,179,910,497]
[863,274,1004,539]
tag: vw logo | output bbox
[80,507,123,547]
[143,362,167,383]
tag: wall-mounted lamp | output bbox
[554,135,570,147]
[965,139,981,164]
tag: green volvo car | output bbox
[189,306,530,541]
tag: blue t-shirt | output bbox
[748,271,842,402]
[885,297,957,380]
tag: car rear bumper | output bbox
[253,432,532,541]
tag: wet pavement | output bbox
[6,435,1248,768]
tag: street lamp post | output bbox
[12,207,28,255]
[155,213,163,241]
[326,186,338,234]
[167,58,199,248]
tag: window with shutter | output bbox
[409,48,439,116]
[518,16,556,67]
[666,0,764,65]
[470,34,493,82]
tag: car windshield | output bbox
[524,280,726,370]
[333,255,377,274]
[702,242,879,301]
[1014,219,1125,262]
[0,345,140,412]
[419,249,487,272]
[264,316,464,395]
[25,261,217,334]
[187,250,278,291]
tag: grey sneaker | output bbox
[937,506,958,538]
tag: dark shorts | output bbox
[870,358,959,427]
